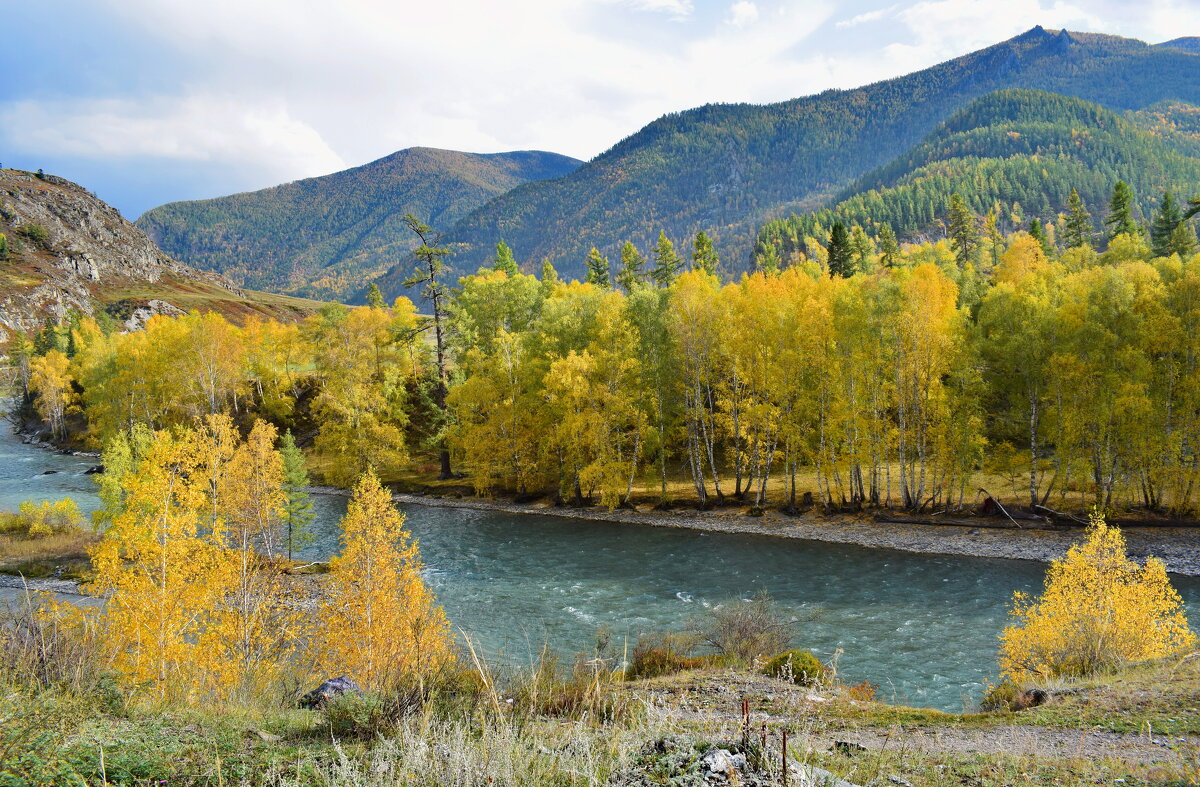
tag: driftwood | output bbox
[872,514,1026,529]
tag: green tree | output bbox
[493,241,519,276]
[1105,181,1140,242]
[1063,188,1093,249]
[1029,218,1052,256]
[585,247,611,288]
[850,226,874,271]
[827,222,853,277]
[279,429,314,561]
[540,258,560,294]
[650,230,683,287]
[692,231,720,276]
[402,214,454,479]
[1151,191,1184,258]
[365,282,386,309]
[878,224,901,268]
[0,232,8,261]
[616,241,646,291]
[947,193,979,268]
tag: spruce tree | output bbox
[279,429,315,561]
[540,257,559,292]
[1029,218,1052,256]
[1150,190,1184,258]
[947,193,979,269]
[616,241,646,291]
[827,222,854,278]
[692,230,720,276]
[1063,188,1093,249]
[1168,221,1198,259]
[0,232,8,261]
[650,230,683,287]
[984,209,1004,268]
[585,247,611,288]
[754,243,780,275]
[850,226,874,270]
[493,241,519,276]
[878,223,900,268]
[365,282,386,309]
[1105,181,1140,242]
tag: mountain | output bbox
[754,89,1200,257]
[1156,37,1200,55]
[136,148,582,300]
[0,169,320,351]
[370,26,1200,292]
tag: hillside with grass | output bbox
[754,89,1200,257]
[373,26,1200,290]
[136,148,582,300]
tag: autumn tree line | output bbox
[11,181,1200,516]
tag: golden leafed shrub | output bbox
[999,512,1196,682]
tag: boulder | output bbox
[700,748,747,783]
[299,675,361,709]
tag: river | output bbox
[3,423,1197,711]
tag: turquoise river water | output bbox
[3,423,1197,711]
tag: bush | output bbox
[627,630,704,680]
[763,650,827,686]
[695,591,794,665]
[16,223,49,247]
[999,513,1196,682]
[1,499,84,538]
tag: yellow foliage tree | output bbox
[315,471,453,689]
[90,429,240,700]
[29,349,76,438]
[999,513,1196,683]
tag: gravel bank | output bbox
[374,491,1200,577]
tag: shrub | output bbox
[695,591,794,665]
[16,223,49,246]
[627,630,704,680]
[999,512,1196,682]
[763,649,827,686]
[2,499,84,538]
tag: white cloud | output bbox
[621,0,695,16]
[1,96,346,182]
[727,1,760,27]
[836,6,895,28]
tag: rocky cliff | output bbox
[0,169,319,348]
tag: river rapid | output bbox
[3,424,1197,711]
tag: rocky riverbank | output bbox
[356,490,1200,577]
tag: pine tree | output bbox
[754,243,780,275]
[827,222,854,277]
[1168,221,1198,259]
[650,230,683,286]
[1028,218,1052,256]
[1105,181,1140,242]
[1063,188,1093,249]
[0,232,8,261]
[585,247,611,288]
[878,223,900,267]
[947,193,979,269]
[984,209,1004,269]
[1151,190,1184,258]
[279,429,314,561]
[692,230,720,276]
[493,241,519,276]
[402,215,454,479]
[850,225,874,270]
[365,283,385,309]
[616,241,646,291]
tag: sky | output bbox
[2,0,1199,219]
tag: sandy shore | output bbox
[364,490,1200,577]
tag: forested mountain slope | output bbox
[136,148,582,300]
[754,90,1200,257]
[375,26,1200,292]
[0,169,319,351]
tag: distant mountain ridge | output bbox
[755,89,1200,259]
[137,148,582,300]
[365,26,1200,293]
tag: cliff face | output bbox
[0,169,316,348]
